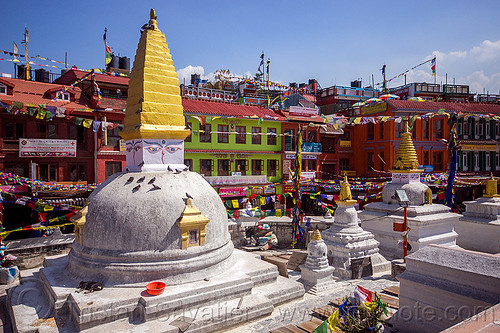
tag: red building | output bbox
[0,70,127,184]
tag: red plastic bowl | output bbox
[146,281,166,296]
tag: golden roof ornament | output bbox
[178,197,210,249]
[484,172,499,198]
[121,8,189,141]
[391,119,420,172]
[312,229,322,241]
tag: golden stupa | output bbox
[391,119,420,172]
[121,8,189,141]
[338,175,357,205]
[484,173,499,198]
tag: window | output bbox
[432,151,442,171]
[304,160,316,171]
[252,127,261,144]
[423,151,430,165]
[251,159,263,175]
[199,124,211,143]
[235,126,246,144]
[423,119,430,139]
[56,92,70,101]
[38,163,57,182]
[105,161,121,178]
[69,125,85,149]
[69,164,87,181]
[267,160,278,177]
[321,136,335,153]
[189,230,199,245]
[395,121,404,138]
[106,121,122,148]
[0,84,6,95]
[218,124,229,143]
[4,122,24,140]
[3,163,27,177]
[367,123,374,140]
[38,123,57,139]
[284,129,295,151]
[184,159,193,171]
[368,152,374,169]
[380,122,384,139]
[218,159,230,176]
[200,159,213,176]
[339,159,350,171]
[267,128,277,145]
[185,122,192,142]
[307,131,316,143]
[340,130,350,140]
[433,119,443,139]
[235,159,247,175]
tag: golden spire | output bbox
[484,172,499,198]
[392,119,420,171]
[312,229,322,241]
[121,8,189,141]
[338,175,357,205]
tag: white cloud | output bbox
[470,40,500,61]
[176,65,208,85]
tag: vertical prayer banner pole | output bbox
[291,128,303,247]
[23,26,30,81]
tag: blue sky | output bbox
[1,0,499,94]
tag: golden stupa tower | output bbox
[390,119,422,184]
[121,9,190,172]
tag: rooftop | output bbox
[387,100,500,114]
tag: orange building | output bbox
[347,100,500,177]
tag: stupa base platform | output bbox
[8,250,305,333]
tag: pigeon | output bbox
[148,177,156,184]
[132,184,140,192]
[151,184,161,190]
[186,193,193,199]
[137,176,145,183]
[174,168,181,174]
[167,165,173,172]
[136,107,142,114]
[138,161,144,167]
[125,176,134,184]
[183,166,189,172]
[135,124,142,129]
[138,97,144,103]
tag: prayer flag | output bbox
[82,119,93,128]
[431,57,436,76]
[231,200,239,209]
[312,320,328,333]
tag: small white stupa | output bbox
[299,229,335,294]
[322,176,390,279]
[456,173,500,254]
[360,120,458,259]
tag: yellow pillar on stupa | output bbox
[121,8,189,141]
[390,119,420,172]
[338,175,357,206]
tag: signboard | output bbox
[360,103,387,115]
[301,142,321,152]
[218,187,248,197]
[119,139,126,151]
[264,186,276,195]
[19,138,76,157]
[301,171,316,180]
[461,144,497,151]
[340,170,356,176]
[423,165,434,172]
[285,154,317,160]
[339,140,351,147]
[204,175,267,186]
[289,106,319,117]
[231,172,242,176]
[283,184,294,193]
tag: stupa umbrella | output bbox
[379,94,400,100]
[409,96,425,102]
[364,98,382,105]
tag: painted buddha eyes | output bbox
[145,144,181,154]
[146,146,162,153]
[165,146,181,153]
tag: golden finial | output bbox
[484,172,499,198]
[391,119,420,172]
[121,9,188,141]
[312,229,322,241]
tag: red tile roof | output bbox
[54,69,130,86]
[388,100,500,114]
[0,77,96,112]
[182,98,283,119]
